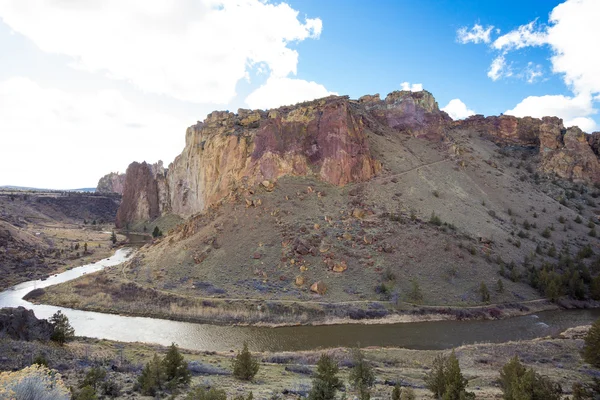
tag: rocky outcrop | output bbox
[96,172,126,194]
[0,307,53,341]
[115,161,169,228]
[540,126,600,182]
[457,115,600,183]
[359,90,451,140]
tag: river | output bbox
[1,249,599,352]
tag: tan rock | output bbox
[310,280,327,295]
[332,260,347,273]
[352,208,365,219]
[295,276,305,286]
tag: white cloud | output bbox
[0,77,190,188]
[441,99,476,120]
[0,0,323,104]
[400,82,423,92]
[244,76,336,109]
[546,0,600,95]
[457,24,494,44]
[524,62,543,83]
[505,93,597,132]
[492,20,547,51]
[487,55,510,81]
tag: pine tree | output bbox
[49,310,75,345]
[349,347,375,400]
[232,342,259,381]
[110,231,117,244]
[162,342,191,387]
[499,356,561,400]
[584,318,600,368]
[497,278,504,293]
[152,226,163,238]
[138,354,165,396]
[308,354,343,400]
[425,350,474,400]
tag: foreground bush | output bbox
[308,353,343,400]
[185,387,227,400]
[0,364,70,400]
[424,350,474,400]
[349,347,375,400]
[584,318,600,368]
[499,357,561,400]
[232,342,259,381]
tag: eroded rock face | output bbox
[0,307,53,341]
[115,161,168,228]
[96,172,126,194]
[458,115,600,183]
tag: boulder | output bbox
[310,281,327,295]
[0,307,53,341]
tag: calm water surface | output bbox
[1,249,599,352]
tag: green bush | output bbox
[232,342,259,381]
[583,318,600,368]
[152,226,163,238]
[424,350,474,400]
[349,347,375,400]
[308,354,343,400]
[185,387,228,400]
[392,384,415,400]
[138,354,165,396]
[499,357,561,400]
[80,367,106,391]
[479,282,490,302]
[162,343,191,387]
[49,310,75,345]
[430,212,442,226]
[74,385,97,400]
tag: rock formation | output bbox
[112,89,600,227]
[96,172,126,194]
[0,307,53,341]
[457,115,600,183]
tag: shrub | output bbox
[162,342,191,387]
[80,367,106,391]
[349,347,375,400]
[575,215,583,224]
[375,282,392,301]
[392,384,415,400]
[383,267,397,282]
[583,318,600,368]
[49,310,75,345]
[479,282,490,302]
[541,228,551,238]
[424,350,474,400]
[429,212,442,226]
[185,387,228,400]
[110,231,117,244]
[32,354,48,367]
[308,354,343,400]
[152,226,163,238]
[407,280,423,304]
[138,354,165,396]
[0,365,70,400]
[74,385,97,400]
[499,357,561,400]
[232,342,259,381]
[497,279,504,293]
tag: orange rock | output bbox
[332,260,347,273]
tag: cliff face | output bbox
[115,161,168,228]
[113,90,600,227]
[96,172,126,194]
[457,115,600,183]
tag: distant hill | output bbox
[0,185,96,193]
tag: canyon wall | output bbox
[113,90,600,227]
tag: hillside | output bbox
[41,90,600,324]
[0,191,123,289]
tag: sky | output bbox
[0,0,599,189]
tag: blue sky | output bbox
[0,0,598,188]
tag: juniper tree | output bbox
[308,354,343,400]
[584,318,600,368]
[138,354,165,396]
[162,342,191,387]
[349,347,375,400]
[232,342,259,381]
[49,310,75,345]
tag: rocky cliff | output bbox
[113,90,600,227]
[457,115,600,183]
[96,172,126,194]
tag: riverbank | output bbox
[28,267,600,327]
[0,324,596,399]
